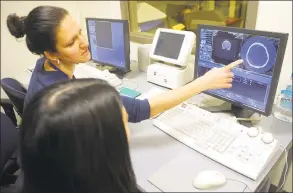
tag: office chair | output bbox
[0,112,18,186]
[1,78,27,117]
[1,98,17,126]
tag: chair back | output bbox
[1,78,27,116]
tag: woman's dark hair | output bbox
[20,78,138,193]
[6,6,68,55]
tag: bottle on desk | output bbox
[274,73,292,122]
[137,44,153,72]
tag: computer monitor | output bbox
[194,24,288,118]
[149,28,195,67]
[85,18,130,73]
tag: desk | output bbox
[17,62,292,192]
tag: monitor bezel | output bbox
[85,18,131,73]
[149,28,195,67]
[194,24,289,116]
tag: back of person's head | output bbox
[20,78,138,193]
[6,6,68,55]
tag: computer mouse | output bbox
[193,170,226,190]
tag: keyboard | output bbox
[153,103,279,180]
[74,64,122,87]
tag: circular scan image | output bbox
[240,36,277,74]
[222,40,232,51]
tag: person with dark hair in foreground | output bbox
[20,78,137,193]
[7,5,243,123]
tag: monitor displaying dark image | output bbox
[154,32,185,60]
[86,18,130,72]
[195,25,288,116]
[95,21,113,49]
[212,31,242,64]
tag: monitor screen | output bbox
[153,32,185,60]
[195,26,288,115]
[86,18,130,72]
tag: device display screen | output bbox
[94,21,113,49]
[87,19,128,70]
[196,28,281,113]
[154,32,185,60]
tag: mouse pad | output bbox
[148,152,246,192]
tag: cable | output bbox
[235,113,263,122]
[186,93,217,106]
[276,144,289,193]
[235,117,262,121]
[226,178,253,192]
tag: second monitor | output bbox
[147,28,195,89]
[194,24,288,122]
[149,28,195,67]
[86,18,130,74]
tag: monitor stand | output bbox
[200,102,255,127]
[108,68,129,79]
[96,65,130,79]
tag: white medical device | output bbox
[147,28,196,89]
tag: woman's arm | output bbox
[148,59,243,117]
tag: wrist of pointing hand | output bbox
[192,77,208,92]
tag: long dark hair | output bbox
[20,78,138,193]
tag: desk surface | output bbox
[17,62,292,192]
[125,63,292,192]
